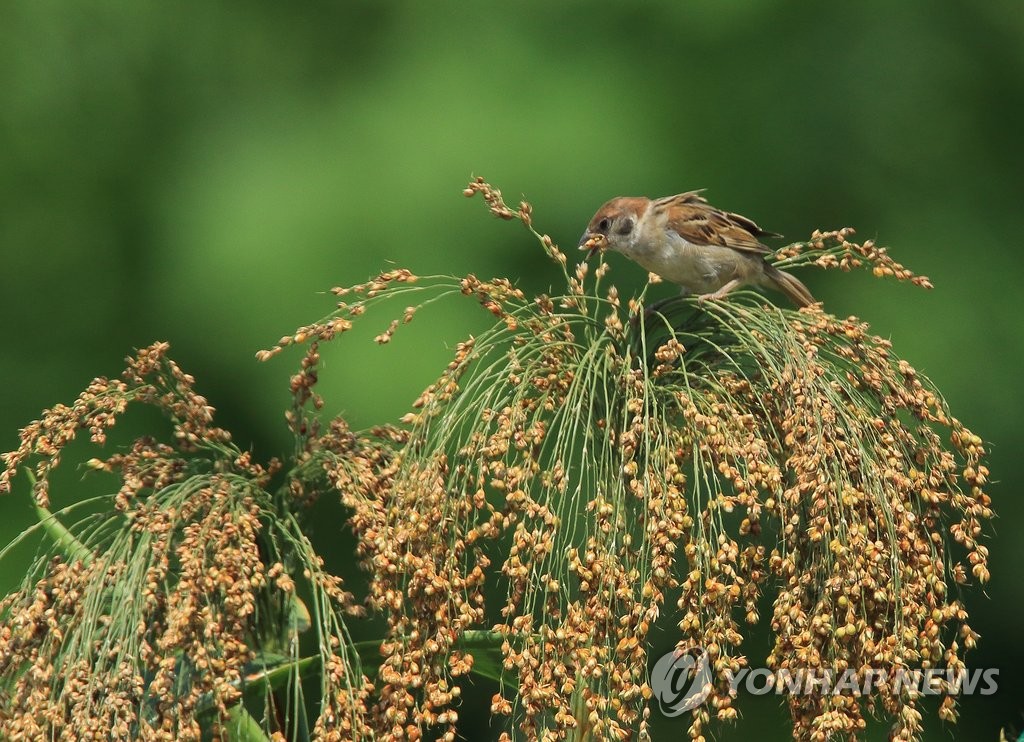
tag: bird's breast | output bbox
[626,238,753,293]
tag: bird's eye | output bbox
[597,218,610,232]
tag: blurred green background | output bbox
[1,1,1021,739]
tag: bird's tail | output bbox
[764,264,817,308]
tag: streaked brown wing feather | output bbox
[655,192,776,255]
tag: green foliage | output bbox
[0,184,994,740]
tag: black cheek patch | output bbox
[616,218,634,235]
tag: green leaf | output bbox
[290,595,312,635]
[197,655,323,719]
[224,704,271,742]
[34,504,92,565]
[458,630,516,689]
[242,655,322,697]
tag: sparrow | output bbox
[578,191,815,308]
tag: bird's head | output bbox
[578,197,649,257]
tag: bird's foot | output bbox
[696,291,725,304]
[696,279,742,305]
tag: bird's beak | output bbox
[578,232,606,258]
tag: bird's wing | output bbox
[655,192,777,256]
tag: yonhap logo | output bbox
[649,646,999,716]
[650,648,713,716]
